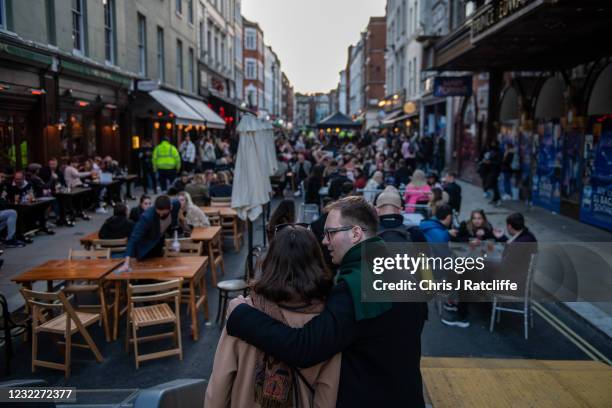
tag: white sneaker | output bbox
[293,191,301,197]
[96,207,108,214]
[502,194,512,201]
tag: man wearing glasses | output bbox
[226,196,427,408]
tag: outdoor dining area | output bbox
[0,115,276,385]
[6,218,242,378]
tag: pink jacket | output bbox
[205,297,341,408]
[404,184,431,213]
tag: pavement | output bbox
[0,186,610,397]
[456,180,612,340]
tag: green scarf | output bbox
[336,237,392,321]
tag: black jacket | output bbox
[99,216,135,240]
[452,221,498,242]
[129,206,145,224]
[443,181,462,212]
[227,281,427,408]
[328,175,350,200]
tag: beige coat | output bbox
[205,297,341,408]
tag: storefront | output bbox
[0,43,53,171]
[430,0,612,231]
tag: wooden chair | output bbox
[208,231,225,286]
[210,197,231,207]
[125,279,183,368]
[65,248,112,341]
[208,213,221,226]
[20,288,103,378]
[92,238,128,255]
[163,239,203,257]
[221,215,243,252]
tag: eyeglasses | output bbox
[273,223,310,236]
[323,225,367,241]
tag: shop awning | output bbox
[317,112,361,129]
[149,90,205,126]
[430,0,612,71]
[381,110,403,127]
[181,95,226,129]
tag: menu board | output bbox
[580,127,612,231]
[532,121,562,212]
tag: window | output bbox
[214,35,218,63]
[220,36,226,67]
[245,28,256,50]
[187,0,193,24]
[207,25,212,61]
[176,0,182,15]
[188,47,195,92]
[104,0,115,64]
[176,39,184,88]
[72,0,85,52]
[199,21,204,57]
[245,58,256,79]
[157,27,165,81]
[137,14,147,75]
[0,0,6,30]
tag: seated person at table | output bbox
[209,172,232,198]
[427,187,449,219]
[328,167,351,200]
[172,171,190,192]
[39,158,65,191]
[118,195,180,272]
[0,173,25,247]
[64,159,92,189]
[450,209,498,243]
[129,195,151,223]
[177,191,210,234]
[205,226,341,408]
[99,203,135,240]
[375,186,425,243]
[185,174,210,206]
[8,171,54,235]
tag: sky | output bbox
[241,0,387,94]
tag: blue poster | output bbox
[580,129,612,231]
[532,122,562,212]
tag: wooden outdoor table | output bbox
[12,259,122,342]
[53,187,92,223]
[80,231,100,249]
[200,207,242,250]
[105,256,209,341]
[7,197,56,235]
[201,206,237,217]
[190,226,223,284]
[201,207,220,217]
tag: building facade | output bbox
[429,0,612,231]
[263,45,281,118]
[242,17,264,113]
[338,70,348,115]
[294,93,311,129]
[348,36,365,117]
[281,72,295,125]
[363,16,386,129]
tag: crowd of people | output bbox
[201,129,538,407]
[1,127,539,407]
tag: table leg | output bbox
[46,280,53,292]
[98,284,111,342]
[113,281,121,341]
[208,241,217,286]
[201,274,209,321]
[189,280,198,340]
[233,218,239,251]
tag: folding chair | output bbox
[20,288,103,378]
[125,279,183,368]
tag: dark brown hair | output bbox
[267,199,296,240]
[324,196,378,237]
[253,226,332,303]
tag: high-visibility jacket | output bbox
[9,141,28,169]
[152,140,181,171]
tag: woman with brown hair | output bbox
[450,209,500,243]
[205,226,341,408]
[266,199,296,242]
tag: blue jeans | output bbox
[503,171,513,197]
[0,209,17,240]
